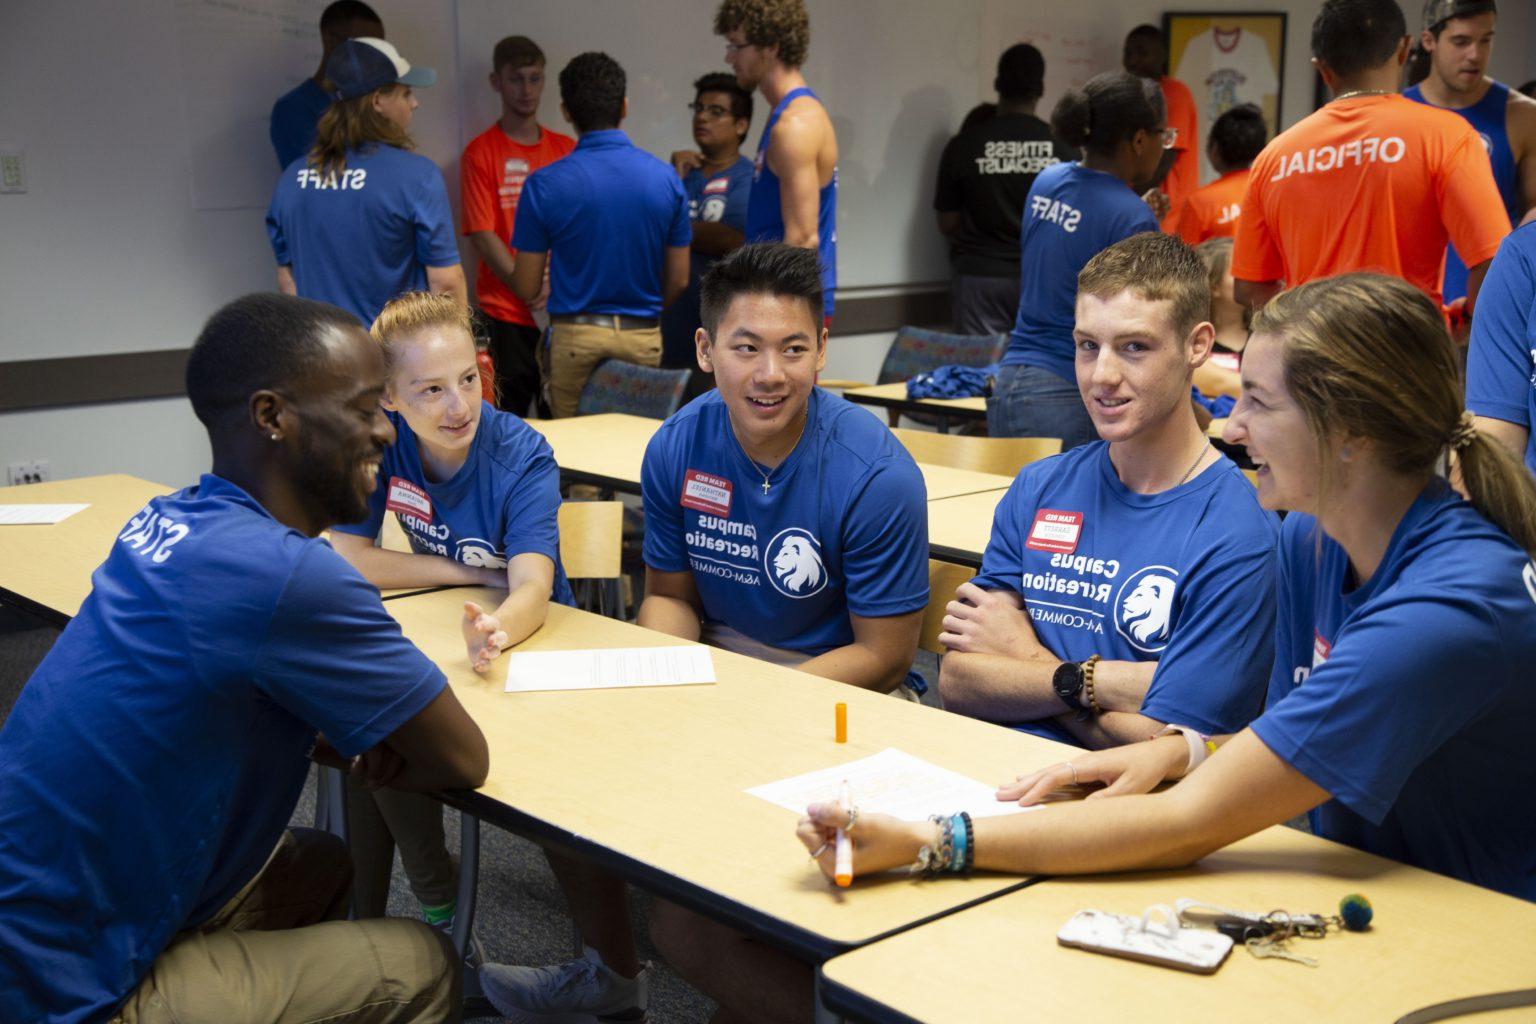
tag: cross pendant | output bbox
[761,480,771,495]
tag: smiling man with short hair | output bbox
[941,231,1278,749]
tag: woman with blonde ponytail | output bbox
[793,272,1536,902]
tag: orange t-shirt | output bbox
[1158,76,1200,233]
[1232,94,1507,305]
[1176,169,1249,245]
[460,122,576,326]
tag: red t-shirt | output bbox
[1232,95,1508,304]
[1158,76,1200,233]
[1176,168,1249,245]
[460,122,576,325]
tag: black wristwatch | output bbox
[1052,660,1088,719]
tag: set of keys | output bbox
[1174,895,1374,968]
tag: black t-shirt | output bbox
[934,113,1077,277]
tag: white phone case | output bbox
[1057,909,1235,974]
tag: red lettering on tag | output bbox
[703,176,730,194]
[1025,509,1083,553]
[681,469,733,516]
[1312,631,1331,668]
[385,477,432,521]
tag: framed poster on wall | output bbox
[1162,12,1286,182]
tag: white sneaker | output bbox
[430,917,487,970]
[480,946,648,1021]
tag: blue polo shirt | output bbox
[662,156,754,365]
[335,402,575,606]
[0,475,446,1023]
[642,388,928,655]
[266,143,461,326]
[1466,222,1536,475]
[1252,483,1536,900]
[971,442,1278,743]
[270,78,331,169]
[1003,162,1160,381]
[511,129,691,318]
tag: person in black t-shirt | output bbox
[935,44,1078,335]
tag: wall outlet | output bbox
[0,151,24,194]
[6,460,51,486]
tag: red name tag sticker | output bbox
[704,176,730,195]
[1025,509,1084,553]
[1312,631,1332,668]
[385,477,433,521]
[681,469,733,516]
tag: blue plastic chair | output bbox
[575,360,692,420]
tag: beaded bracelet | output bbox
[912,813,956,876]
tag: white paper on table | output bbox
[746,747,1037,821]
[0,504,89,525]
[503,645,716,693]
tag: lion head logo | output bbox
[1114,566,1179,653]
[765,528,828,598]
[456,538,507,570]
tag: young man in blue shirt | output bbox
[510,51,691,418]
[715,0,838,323]
[269,0,384,169]
[942,232,1278,748]
[0,293,487,1023]
[1467,221,1536,474]
[663,71,756,377]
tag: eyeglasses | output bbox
[1158,126,1180,149]
[724,41,753,56]
[688,102,733,119]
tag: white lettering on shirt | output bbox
[1268,136,1406,182]
[1029,194,1082,233]
[295,167,369,190]
[974,140,1059,176]
[118,505,190,564]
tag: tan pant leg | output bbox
[547,321,614,418]
[117,917,460,1024]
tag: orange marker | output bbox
[835,702,847,743]
[834,780,853,887]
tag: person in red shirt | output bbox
[1177,104,1266,245]
[1233,0,1508,317]
[1124,24,1199,231]
[460,35,575,417]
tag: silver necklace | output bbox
[734,414,807,494]
[1332,89,1394,102]
[1174,441,1212,489]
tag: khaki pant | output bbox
[346,778,458,919]
[114,828,460,1024]
[545,319,662,418]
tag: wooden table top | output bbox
[925,490,1005,568]
[386,589,1078,958]
[528,413,1008,501]
[821,825,1536,1023]
[842,383,988,417]
[0,474,174,622]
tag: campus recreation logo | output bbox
[456,538,507,570]
[765,527,828,598]
[1114,565,1179,653]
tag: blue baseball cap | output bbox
[325,37,436,101]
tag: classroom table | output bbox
[925,489,1006,568]
[386,588,1079,962]
[531,413,1012,501]
[819,825,1536,1023]
[0,474,174,624]
[840,384,988,433]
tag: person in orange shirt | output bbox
[460,35,575,417]
[1233,0,1508,316]
[1176,104,1266,245]
[1124,24,1199,231]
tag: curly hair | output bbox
[559,52,626,133]
[714,0,810,68]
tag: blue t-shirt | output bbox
[1003,162,1160,381]
[270,78,332,169]
[746,87,838,319]
[642,388,928,655]
[511,129,691,318]
[266,143,461,326]
[662,156,754,366]
[1466,221,1536,475]
[970,442,1278,744]
[1251,482,1536,901]
[335,402,575,607]
[0,475,445,1023]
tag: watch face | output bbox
[1053,661,1084,707]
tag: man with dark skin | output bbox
[0,293,488,1022]
[270,0,385,168]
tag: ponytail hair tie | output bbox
[1449,411,1478,452]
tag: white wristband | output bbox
[1153,725,1212,779]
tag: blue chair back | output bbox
[876,326,1008,385]
[575,360,692,419]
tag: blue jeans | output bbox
[986,364,1099,449]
